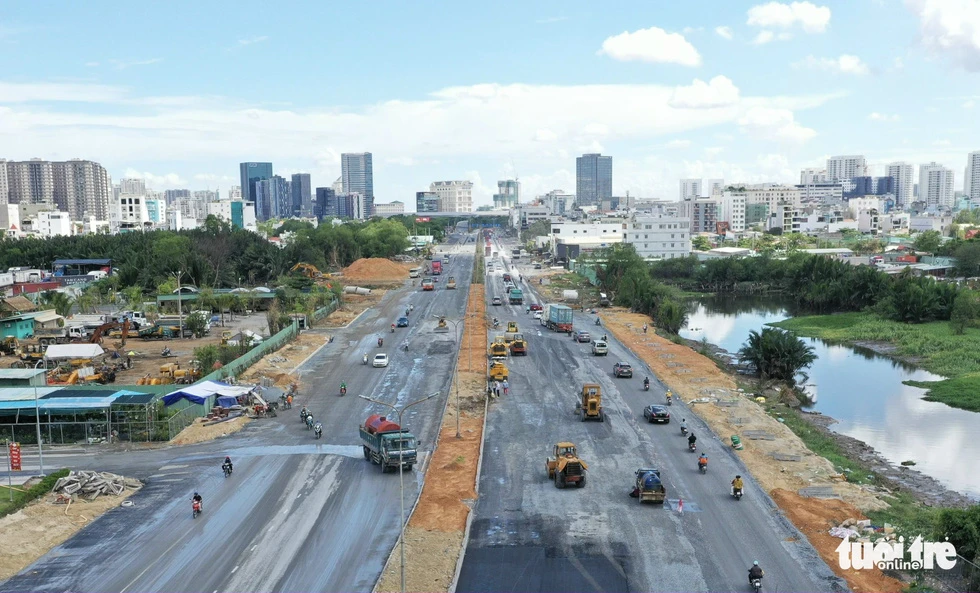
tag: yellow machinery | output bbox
[509,334,527,356]
[434,317,450,333]
[488,361,509,382]
[575,383,605,422]
[546,442,588,489]
[221,330,233,345]
[290,262,323,279]
[0,337,19,355]
[506,321,518,333]
[489,337,508,358]
[447,276,457,289]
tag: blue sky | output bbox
[2,0,979,208]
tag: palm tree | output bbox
[738,328,817,385]
[39,291,75,317]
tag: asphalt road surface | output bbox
[457,239,847,593]
[0,237,476,593]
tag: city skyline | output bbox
[2,1,980,206]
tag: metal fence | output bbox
[198,320,300,383]
[312,298,340,323]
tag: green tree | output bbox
[691,236,712,251]
[950,291,978,335]
[913,230,942,254]
[654,299,688,335]
[39,291,74,317]
[738,327,817,385]
[193,344,220,374]
[520,220,550,244]
[184,312,209,338]
[955,242,980,277]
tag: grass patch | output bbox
[0,468,70,518]
[771,312,980,412]
[865,490,941,539]
[767,404,872,484]
[472,246,485,285]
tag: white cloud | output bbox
[666,139,692,149]
[747,1,832,33]
[598,26,702,66]
[715,26,734,39]
[704,146,725,156]
[794,54,870,74]
[868,112,900,121]
[123,168,185,188]
[0,81,126,103]
[908,0,980,71]
[669,76,741,108]
[108,58,163,70]
[682,26,704,34]
[964,99,976,108]
[238,35,269,46]
[737,107,817,143]
[752,30,794,44]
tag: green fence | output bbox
[198,320,300,383]
[312,298,340,323]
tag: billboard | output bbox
[415,217,431,223]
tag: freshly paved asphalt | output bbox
[456,237,848,593]
[0,235,475,593]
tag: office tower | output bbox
[826,155,867,182]
[416,191,439,213]
[430,181,474,212]
[493,180,520,209]
[315,187,336,219]
[680,178,702,200]
[886,162,914,207]
[254,175,290,221]
[965,151,980,201]
[291,173,312,217]
[576,153,613,207]
[341,153,374,216]
[163,189,191,204]
[918,162,955,208]
[239,162,273,204]
[119,178,146,195]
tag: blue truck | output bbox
[542,304,573,332]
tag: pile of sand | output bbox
[170,415,251,445]
[342,258,411,284]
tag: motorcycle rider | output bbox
[340,381,347,394]
[192,491,203,511]
[688,432,697,448]
[666,390,673,404]
[300,406,309,419]
[643,376,650,390]
[732,475,744,496]
[314,421,323,437]
[594,317,601,326]
[363,353,368,364]
[222,456,233,473]
[748,561,764,585]
[698,452,708,471]
[378,336,384,347]
[680,418,687,434]
[391,323,395,333]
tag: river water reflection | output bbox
[679,296,980,499]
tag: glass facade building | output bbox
[576,153,612,207]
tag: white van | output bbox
[409,268,421,278]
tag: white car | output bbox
[533,311,543,320]
[373,353,389,368]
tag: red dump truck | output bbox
[359,414,419,472]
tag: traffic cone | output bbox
[678,498,684,513]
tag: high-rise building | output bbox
[5,159,55,207]
[847,176,895,198]
[291,173,312,217]
[680,179,702,200]
[0,160,7,206]
[918,163,955,208]
[3,159,111,219]
[576,153,612,207]
[416,191,439,213]
[965,151,980,202]
[430,181,473,212]
[886,162,914,208]
[119,178,146,195]
[228,185,242,200]
[493,180,520,209]
[163,189,191,204]
[239,162,273,205]
[826,155,867,182]
[800,168,829,185]
[342,153,374,216]
[314,187,336,220]
[254,175,290,221]
[706,179,725,196]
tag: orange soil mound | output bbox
[771,489,906,593]
[341,258,411,284]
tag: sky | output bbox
[2,0,979,209]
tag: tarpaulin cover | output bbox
[43,344,105,359]
[216,396,239,408]
[162,381,252,407]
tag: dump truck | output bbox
[509,334,527,356]
[431,259,443,275]
[489,337,508,358]
[360,414,418,472]
[546,442,588,489]
[599,293,611,307]
[633,468,667,503]
[34,325,88,346]
[488,360,508,381]
[542,304,573,332]
[421,279,435,291]
[575,383,605,422]
[447,276,457,289]
[509,288,524,305]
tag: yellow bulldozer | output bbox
[546,442,588,489]
[489,337,508,358]
[575,383,606,422]
[488,360,509,382]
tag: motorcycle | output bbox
[642,381,650,392]
[314,423,323,439]
[594,318,601,326]
[680,425,688,436]
[363,354,368,365]
[300,409,309,422]
[391,325,395,333]
[378,338,384,348]
[306,415,314,430]
[688,441,697,452]
[223,463,232,478]
[666,395,672,406]
[751,578,762,593]
[732,487,743,501]
[698,461,707,474]
[161,347,172,357]
[192,499,202,519]
[340,386,347,397]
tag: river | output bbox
[679,296,980,499]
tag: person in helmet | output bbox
[732,475,744,495]
[688,432,697,447]
[748,561,764,584]
[192,491,203,511]
[222,456,233,473]
[698,452,708,471]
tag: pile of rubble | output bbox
[830,517,897,543]
[51,471,142,501]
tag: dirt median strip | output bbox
[375,284,488,593]
[600,309,905,593]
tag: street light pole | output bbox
[358,392,439,593]
[33,381,44,477]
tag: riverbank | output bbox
[771,312,980,412]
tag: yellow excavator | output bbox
[290,262,323,279]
